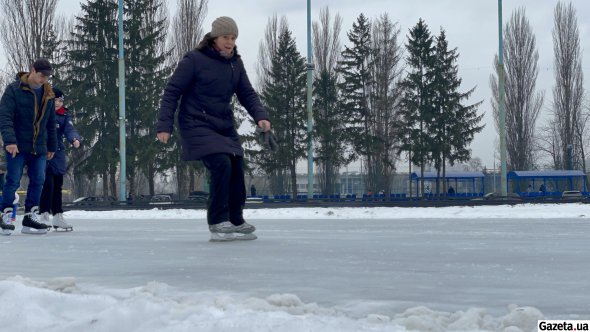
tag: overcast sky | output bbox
[1,0,589,171]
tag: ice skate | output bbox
[209,232,257,242]
[39,212,51,224]
[209,232,236,242]
[233,221,256,234]
[208,221,236,233]
[208,222,257,241]
[52,213,73,232]
[21,207,50,235]
[235,233,257,241]
[0,208,16,236]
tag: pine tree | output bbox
[313,69,349,194]
[337,13,373,161]
[432,29,484,194]
[398,19,436,196]
[41,27,68,86]
[261,28,307,197]
[67,0,120,197]
[124,0,171,197]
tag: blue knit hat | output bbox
[53,87,64,100]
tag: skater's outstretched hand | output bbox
[258,120,271,132]
[157,132,171,144]
[256,127,279,153]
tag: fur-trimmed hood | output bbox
[0,71,58,154]
[17,72,55,100]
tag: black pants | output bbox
[201,153,246,225]
[39,171,64,215]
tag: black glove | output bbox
[256,127,279,152]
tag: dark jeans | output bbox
[39,171,64,215]
[201,153,246,225]
[2,151,46,212]
[0,172,5,192]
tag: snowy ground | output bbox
[1,203,589,332]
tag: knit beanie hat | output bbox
[53,87,64,100]
[210,16,239,39]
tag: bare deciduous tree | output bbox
[537,122,562,169]
[0,0,58,73]
[312,7,341,78]
[168,0,207,63]
[166,0,208,198]
[312,7,345,194]
[366,13,403,194]
[490,7,543,171]
[255,14,288,90]
[551,2,585,170]
[0,74,8,92]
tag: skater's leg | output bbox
[228,155,246,225]
[1,153,25,211]
[227,156,255,235]
[201,153,231,225]
[23,153,46,213]
[51,174,64,214]
[51,174,72,231]
[39,170,54,215]
[21,153,50,234]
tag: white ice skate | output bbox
[208,221,236,233]
[209,232,257,242]
[0,208,16,236]
[52,213,73,232]
[1,195,20,236]
[233,221,257,240]
[233,222,256,234]
[39,212,51,223]
[208,221,257,242]
[209,232,236,242]
[235,233,257,241]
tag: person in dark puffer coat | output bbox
[39,87,81,231]
[0,58,57,235]
[157,16,271,242]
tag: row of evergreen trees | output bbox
[53,0,172,198]
[9,0,484,198]
[249,13,483,197]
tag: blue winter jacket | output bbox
[157,47,270,160]
[0,72,57,155]
[47,107,81,175]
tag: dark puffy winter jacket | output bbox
[47,107,81,175]
[157,47,269,160]
[0,73,57,155]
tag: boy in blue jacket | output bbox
[39,87,81,231]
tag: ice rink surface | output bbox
[1,205,589,331]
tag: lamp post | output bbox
[118,0,127,201]
[498,0,507,196]
[306,0,314,197]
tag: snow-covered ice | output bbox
[1,203,589,332]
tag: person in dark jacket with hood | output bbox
[39,87,81,231]
[0,58,57,235]
[157,16,271,242]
